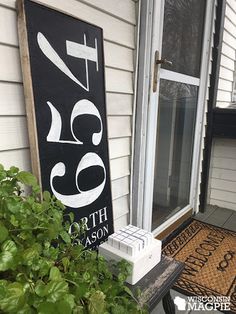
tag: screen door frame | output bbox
[139,0,215,234]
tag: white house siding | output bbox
[216,0,236,108]
[208,0,236,211]
[209,139,236,210]
[0,0,137,229]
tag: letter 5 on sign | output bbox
[18,0,114,248]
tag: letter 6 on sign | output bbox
[50,153,106,208]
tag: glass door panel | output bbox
[161,0,205,77]
[152,80,198,229]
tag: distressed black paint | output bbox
[22,0,113,248]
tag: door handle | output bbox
[156,58,173,66]
[153,50,172,92]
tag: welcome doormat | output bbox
[162,219,236,313]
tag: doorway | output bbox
[141,0,214,234]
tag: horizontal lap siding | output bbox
[209,139,236,211]
[0,0,15,8]
[0,148,31,171]
[0,0,136,229]
[216,1,236,108]
[208,1,236,211]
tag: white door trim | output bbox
[131,0,155,227]
[160,69,200,86]
[142,0,165,231]
[153,205,192,236]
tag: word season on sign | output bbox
[18,0,114,249]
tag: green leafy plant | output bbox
[0,164,147,314]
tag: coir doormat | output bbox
[162,219,236,313]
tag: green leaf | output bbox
[46,281,69,303]
[83,271,90,282]
[17,304,33,314]
[72,306,84,314]
[35,280,47,297]
[0,223,8,243]
[32,202,42,213]
[56,199,65,210]
[55,300,72,314]
[10,214,19,227]
[0,280,7,299]
[0,251,14,271]
[75,282,88,299]
[38,259,52,278]
[32,185,41,194]
[6,197,21,214]
[117,273,126,282]
[62,257,70,272]
[17,171,38,187]
[2,240,17,255]
[7,166,19,176]
[0,170,6,181]
[123,286,135,298]
[62,294,75,310]
[0,282,25,313]
[111,304,127,314]
[22,245,40,265]
[43,191,51,202]
[88,291,106,314]
[38,302,58,314]
[49,266,62,281]
[42,201,49,211]
[68,212,74,223]
[60,230,71,244]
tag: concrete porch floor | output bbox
[196,205,236,232]
[151,206,236,314]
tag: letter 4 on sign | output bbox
[17,0,114,248]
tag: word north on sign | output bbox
[18,0,114,248]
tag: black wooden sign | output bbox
[18,0,114,249]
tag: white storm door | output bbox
[143,0,214,234]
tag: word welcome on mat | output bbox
[163,219,236,313]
